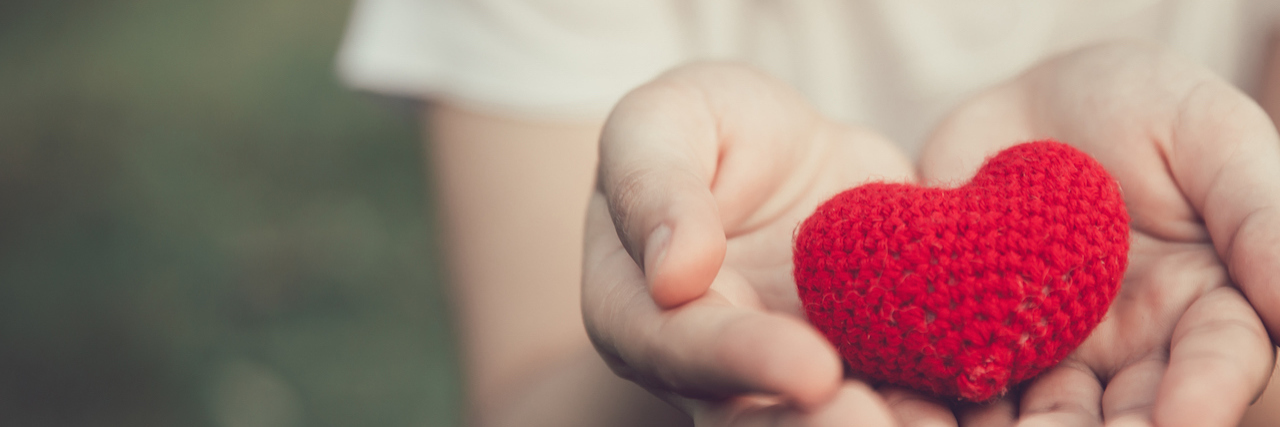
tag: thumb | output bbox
[598,78,727,309]
[598,62,836,308]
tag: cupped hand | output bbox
[920,42,1280,427]
[582,63,955,426]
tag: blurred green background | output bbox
[0,0,460,425]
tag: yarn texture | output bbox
[793,141,1129,401]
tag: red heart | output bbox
[793,140,1129,401]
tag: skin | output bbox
[426,35,1280,427]
[583,63,951,426]
[585,42,1280,426]
[425,105,688,426]
[920,42,1280,427]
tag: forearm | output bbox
[486,348,690,427]
[423,103,686,426]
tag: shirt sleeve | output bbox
[336,0,690,120]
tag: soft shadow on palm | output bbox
[918,42,1275,426]
[714,124,921,317]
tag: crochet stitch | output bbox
[793,140,1129,401]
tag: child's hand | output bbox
[920,41,1280,427]
[582,63,949,426]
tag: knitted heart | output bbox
[793,141,1128,401]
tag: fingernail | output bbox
[644,224,671,278]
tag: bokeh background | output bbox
[0,0,460,425]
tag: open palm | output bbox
[920,42,1280,427]
[582,63,957,426]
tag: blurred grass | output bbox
[0,0,460,426]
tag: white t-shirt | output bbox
[337,0,1280,155]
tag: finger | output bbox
[1099,356,1165,426]
[1240,358,1280,426]
[1157,76,1280,342]
[1012,359,1102,427]
[956,395,1016,427]
[582,195,843,408]
[1152,287,1273,427]
[881,387,958,427]
[690,382,899,427]
[598,63,829,308]
[599,81,725,309]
